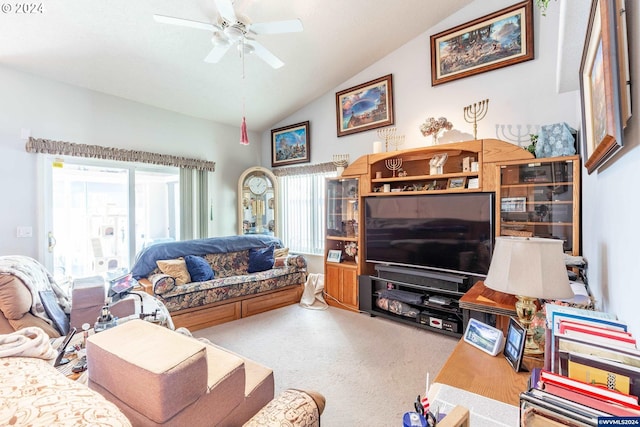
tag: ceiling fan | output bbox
[154,0,303,69]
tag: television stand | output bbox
[359,265,478,338]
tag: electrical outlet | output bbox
[16,226,33,238]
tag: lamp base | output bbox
[515,295,543,356]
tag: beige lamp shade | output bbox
[484,236,573,300]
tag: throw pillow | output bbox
[184,255,215,282]
[149,274,176,295]
[274,247,289,258]
[38,290,70,336]
[156,258,191,285]
[248,245,275,273]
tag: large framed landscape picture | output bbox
[335,74,394,137]
[271,121,310,167]
[430,0,534,86]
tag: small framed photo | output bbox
[327,250,342,263]
[271,121,310,167]
[447,177,466,189]
[503,317,527,372]
[501,196,526,212]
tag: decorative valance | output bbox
[25,137,216,172]
[272,162,335,177]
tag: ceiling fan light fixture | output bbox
[211,32,230,47]
[237,42,254,55]
[224,25,244,42]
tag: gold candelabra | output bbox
[385,158,403,177]
[332,154,349,176]
[388,134,405,151]
[463,99,489,140]
[377,127,396,151]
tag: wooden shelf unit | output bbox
[333,139,534,316]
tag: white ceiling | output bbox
[1,0,475,132]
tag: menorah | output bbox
[332,154,349,176]
[463,99,489,140]
[495,124,540,148]
[385,158,402,177]
[377,127,397,151]
[388,134,405,151]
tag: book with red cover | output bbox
[539,369,639,407]
[542,381,640,417]
[559,320,637,347]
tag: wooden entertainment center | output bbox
[324,139,581,338]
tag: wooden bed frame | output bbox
[139,280,304,331]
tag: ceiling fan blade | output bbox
[153,14,219,32]
[249,19,303,35]
[214,0,237,23]
[245,39,284,69]
[204,44,231,63]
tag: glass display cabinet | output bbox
[324,177,360,311]
[237,167,278,236]
[496,155,580,254]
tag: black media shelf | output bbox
[359,265,478,338]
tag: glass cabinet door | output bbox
[498,156,580,254]
[325,177,359,263]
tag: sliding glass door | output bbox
[43,157,179,284]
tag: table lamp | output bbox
[484,236,573,355]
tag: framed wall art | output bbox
[430,0,534,86]
[580,0,630,174]
[271,121,310,167]
[335,74,394,137]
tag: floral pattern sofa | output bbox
[130,235,307,330]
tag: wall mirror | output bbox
[237,166,278,237]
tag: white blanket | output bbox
[300,273,328,310]
[0,255,71,328]
[0,327,57,360]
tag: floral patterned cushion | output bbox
[0,356,131,426]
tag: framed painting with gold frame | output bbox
[580,0,630,174]
[430,0,534,86]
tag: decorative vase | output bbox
[432,133,439,145]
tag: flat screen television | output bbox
[364,192,495,277]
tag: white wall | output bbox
[0,65,262,259]
[581,2,640,337]
[260,0,579,166]
[260,0,640,336]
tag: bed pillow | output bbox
[184,255,215,282]
[248,246,275,273]
[156,258,191,285]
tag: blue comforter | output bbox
[130,235,283,279]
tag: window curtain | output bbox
[196,169,209,239]
[180,168,194,240]
[26,137,215,242]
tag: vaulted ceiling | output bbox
[1,0,476,131]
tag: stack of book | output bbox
[519,304,640,426]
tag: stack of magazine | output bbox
[520,305,640,426]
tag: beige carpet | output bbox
[193,304,458,427]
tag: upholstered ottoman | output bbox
[86,319,270,426]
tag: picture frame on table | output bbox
[504,317,527,372]
[580,0,631,175]
[327,250,342,263]
[271,121,310,167]
[335,74,394,137]
[430,0,534,86]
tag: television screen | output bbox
[364,192,494,276]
